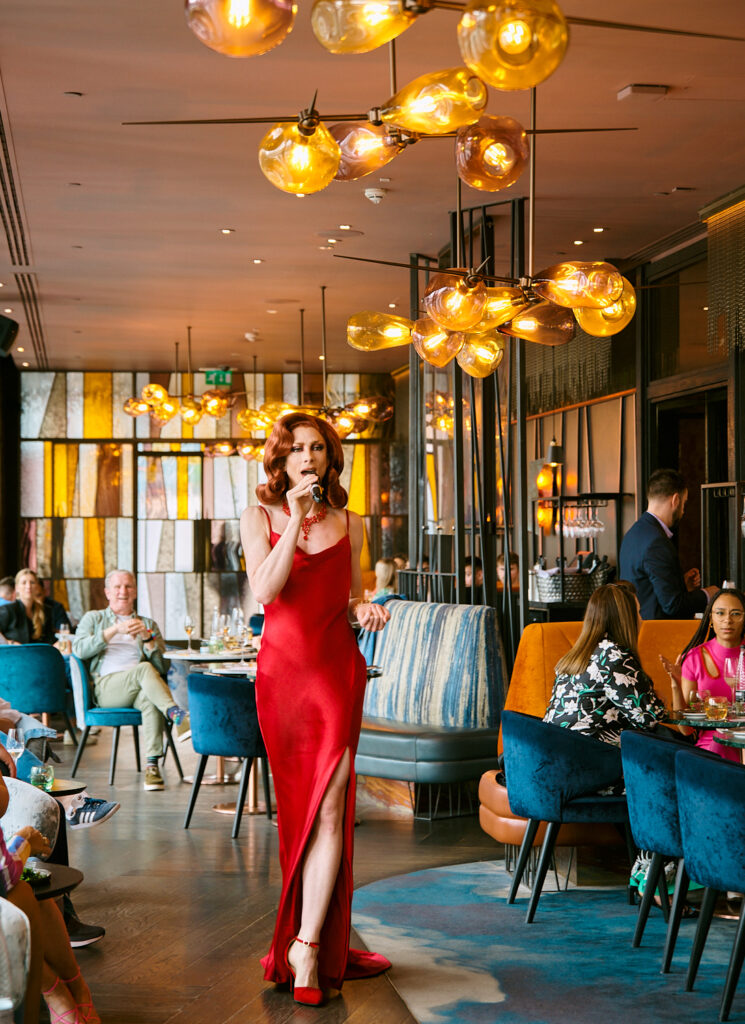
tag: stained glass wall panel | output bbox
[62,519,85,579]
[20,374,54,438]
[83,374,113,438]
[20,442,46,517]
[66,374,84,438]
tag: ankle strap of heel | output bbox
[292,936,320,949]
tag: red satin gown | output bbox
[256,506,390,990]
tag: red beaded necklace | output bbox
[282,497,328,541]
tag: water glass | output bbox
[29,764,54,791]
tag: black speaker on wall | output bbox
[0,315,19,357]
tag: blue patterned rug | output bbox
[351,861,742,1024]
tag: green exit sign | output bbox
[205,370,232,386]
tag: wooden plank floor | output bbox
[57,730,501,1023]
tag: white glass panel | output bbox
[20,442,45,517]
[173,520,194,573]
[62,519,85,578]
[66,373,84,438]
[162,457,178,520]
[283,373,299,404]
[117,517,133,573]
[165,573,188,639]
[21,374,54,438]
[212,459,235,520]
[138,520,163,573]
[78,445,98,517]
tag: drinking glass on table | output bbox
[725,657,738,706]
[184,615,195,651]
[238,624,254,668]
[706,695,729,721]
[5,729,23,764]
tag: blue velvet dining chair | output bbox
[676,749,745,1021]
[69,653,183,785]
[501,709,630,923]
[184,672,272,839]
[0,644,78,743]
[621,729,695,970]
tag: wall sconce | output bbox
[547,437,563,466]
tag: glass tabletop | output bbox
[712,730,745,749]
[664,711,745,730]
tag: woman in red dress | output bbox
[240,413,390,1006]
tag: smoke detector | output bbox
[364,187,388,204]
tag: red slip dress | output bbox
[255,506,390,990]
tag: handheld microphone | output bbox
[310,483,323,504]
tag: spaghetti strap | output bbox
[345,509,350,534]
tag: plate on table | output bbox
[729,730,745,741]
[210,664,255,676]
[682,711,706,720]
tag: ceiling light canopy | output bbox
[185,0,297,56]
[330,121,408,180]
[455,114,529,191]
[347,310,413,350]
[573,276,637,336]
[311,0,416,53]
[457,0,569,91]
[499,301,576,346]
[259,102,341,194]
[532,261,625,308]
[423,270,488,331]
[379,67,488,135]
[456,330,506,377]
[412,317,465,367]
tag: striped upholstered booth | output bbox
[355,601,506,790]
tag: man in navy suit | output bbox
[620,468,717,619]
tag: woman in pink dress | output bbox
[240,413,390,1006]
[679,587,745,762]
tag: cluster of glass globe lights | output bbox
[122,382,393,457]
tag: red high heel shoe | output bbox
[285,936,324,1006]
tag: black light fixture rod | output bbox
[174,340,179,391]
[299,307,306,405]
[456,176,463,266]
[252,353,257,407]
[320,285,328,406]
[186,325,193,379]
[528,86,537,278]
[389,39,397,95]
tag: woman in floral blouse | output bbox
[544,582,681,740]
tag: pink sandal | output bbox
[43,971,100,1024]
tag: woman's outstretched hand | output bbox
[355,602,390,632]
[659,653,683,686]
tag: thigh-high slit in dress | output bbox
[255,507,390,990]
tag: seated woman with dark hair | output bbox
[0,569,71,647]
[544,582,683,744]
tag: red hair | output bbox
[256,413,348,508]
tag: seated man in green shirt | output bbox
[72,569,187,792]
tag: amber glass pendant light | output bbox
[185,0,297,57]
[379,67,488,135]
[412,317,465,367]
[311,0,415,54]
[151,396,181,425]
[471,285,531,331]
[574,277,637,337]
[330,122,406,181]
[347,310,413,350]
[180,395,204,425]
[237,407,274,431]
[455,115,529,191]
[498,302,575,346]
[456,331,506,377]
[423,270,488,331]
[123,397,150,417]
[141,383,169,406]
[532,261,624,309]
[259,99,341,195]
[457,0,568,91]
[201,389,230,418]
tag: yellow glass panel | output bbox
[83,373,113,438]
[84,518,106,579]
[347,445,371,570]
[53,579,69,609]
[44,442,53,518]
[68,446,79,517]
[264,373,284,404]
[53,445,68,516]
[177,457,189,519]
[426,451,438,523]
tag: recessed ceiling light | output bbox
[296,193,305,199]
[319,245,332,251]
[319,355,325,361]
[220,228,235,234]
[573,240,584,246]
[16,347,24,353]
[327,238,338,244]
[339,224,352,230]
[22,362,29,367]
[252,258,263,264]
[703,306,709,311]
[3,308,11,313]
[0,283,4,287]
[388,303,396,309]
[267,309,278,314]
[593,227,604,233]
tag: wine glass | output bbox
[5,728,23,764]
[184,615,195,652]
[238,624,253,668]
[725,657,737,706]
